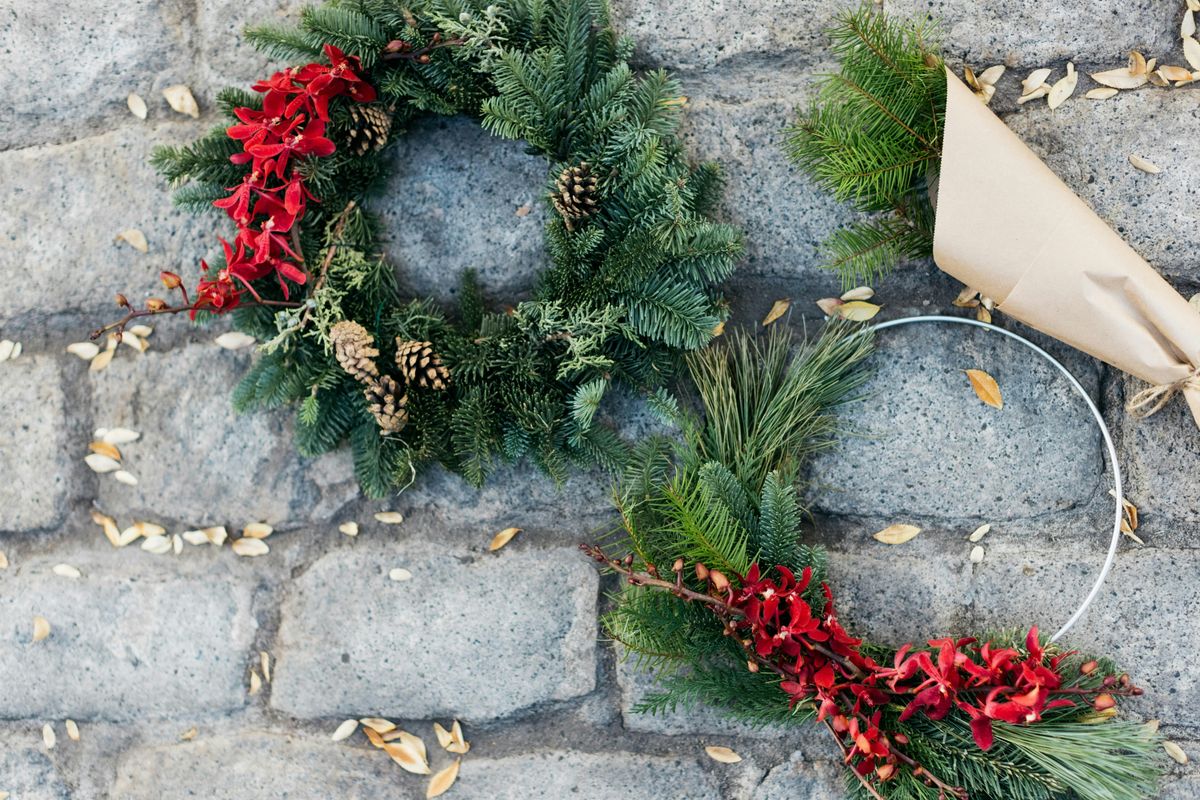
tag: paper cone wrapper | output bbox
[933,72,1200,425]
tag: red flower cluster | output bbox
[724,563,1130,786]
[191,45,375,316]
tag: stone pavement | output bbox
[2,0,1199,797]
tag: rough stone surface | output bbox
[0,356,69,532]
[271,543,598,721]
[753,754,844,800]
[0,740,70,799]
[807,323,1104,520]
[0,553,256,720]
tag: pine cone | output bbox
[330,320,381,382]
[395,339,450,391]
[344,104,393,156]
[551,162,599,231]
[364,375,408,434]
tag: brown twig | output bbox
[297,200,358,332]
[90,298,302,341]
[823,719,887,800]
[381,36,466,63]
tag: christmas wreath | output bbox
[585,323,1164,800]
[98,0,741,496]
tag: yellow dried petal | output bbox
[374,511,405,524]
[489,526,521,551]
[968,524,991,543]
[66,342,101,360]
[117,228,149,253]
[0,551,7,569]
[1090,68,1148,89]
[88,441,122,461]
[42,724,56,749]
[761,298,791,327]
[816,297,844,316]
[84,453,122,473]
[836,300,881,321]
[52,564,81,579]
[840,286,875,302]
[433,722,455,750]
[1185,36,1200,71]
[447,720,470,755]
[141,535,171,555]
[241,522,273,539]
[704,745,743,764]
[872,524,921,545]
[1165,741,1189,764]
[426,759,460,798]
[360,717,397,734]
[1085,87,1119,100]
[1185,9,1197,38]
[338,521,359,537]
[1158,65,1192,81]
[384,741,431,775]
[65,720,80,741]
[331,719,358,741]
[1021,68,1052,94]
[1047,63,1077,109]
[260,651,271,682]
[249,670,262,696]
[231,538,269,557]
[126,92,148,119]
[32,615,51,642]
[162,84,200,118]
[1129,155,1161,174]
[214,331,256,350]
[965,369,1004,409]
[1128,50,1148,77]
[389,568,413,581]
[180,727,198,741]
[970,545,986,563]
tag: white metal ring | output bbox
[869,315,1123,642]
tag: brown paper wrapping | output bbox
[932,72,1200,426]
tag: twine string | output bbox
[1126,367,1200,419]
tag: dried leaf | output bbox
[360,717,397,734]
[126,93,148,119]
[952,286,981,307]
[1090,68,1148,89]
[42,724,56,750]
[162,84,200,118]
[363,727,386,748]
[1165,741,1189,764]
[52,564,82,579]
[1158,65,1192,81]
[242,522,273,539]
[1185,9,1197,38]
[1047,63,1077,109]
[873,524,921,545]
[384,741,431,774]
[968,524,991,543]
[1084,87,1119,100]
[338,521,359,537]
[114,470,138,486]
[389,567,413,581]
[761,298,791,327]
[447,720,469,755]
[249,670,262,695]
[836,300,881,321]
[331,719,358,741]
[816,297,844,316]
[398,731,428,762]
[975,305,992,324]
[433,722,455,750]
[840,286,874,302]
[1128,50,1148,77]
[141,535,171,555]
[964,369,1004,409]
[1129,155,1161,174]
[65,720,80,741]
[374,511,404,524]
[1145,718,1161,733]
[32,616,51,642]
[84,453,122,473]
[970,545,986,563]
[489,526,521,551]
[231,538,269,557]
[117,228,149,253]
[963,64,981,90]
[1021,68,1052,94]
[66,342,101,360]
[88,441,122,461]
[214,331,256,350]
[1187,36,1200,71]
[704,745,743,764]
[426,759,460,798]
[180,727,198,741]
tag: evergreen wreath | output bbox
[96,0,742,497]
[584,323,1164,800]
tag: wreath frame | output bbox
[109,0,743,497]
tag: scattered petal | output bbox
[113,470,139,486]
[1084,87,1119,100]
[52,564,82,579]
[1185,9,1197,38]
[102,427,140,445]
[514,203,531,217]
[180,727,198,741]
[447,720,470,755]
[260,651,271,682]
[970,545,986,563]
[42,724,56,750]
[840,286,875,302]
[1128,50,1148,77]
[88,441,122,461]
[704,745,743,764]
[761,298,791,327]
[360,718,397,734]
[1158,65,1192,82]
[489,526,521,551]
[84,454,122,473]
[426,759,460,798]
[711,320,726,337]
[249,670,262,695]
[836,300,881,321]
[1165,741,1189,764]
[1020,68,1052,94]
[214,331,256,350]
[116,228,149,253]
[965,369,1004,409]
[952,286,981,308]
[173,534,183,555]
[182,530,210,546]
[433,722,455,750]
[816,297,844,316]
[968,524,991,543]
[141,535,171,555]
[32,616,51,642]
[1185,36,1200,71]
[90,509,120,546]
[338,521,359,537]
[125,521,166,539]
[89,347,116,373]
[65,720,80,741]
[0,340,14,362]
[242,522,273,539]
[389,567,413,582]
[1047,63,1077,109]
[1129,155,1161,174]
[374,511,404,525]
[162,84,200,118]
[331,719,358,741]
[1090,68,1148,89]
[231,538,269,557]
[385,740,432,775]
[873,524,922,545]
[1016,84,1051,104]
[66,342,101,360]
[128,324,154,338]
[127,93,148,119]
[0,551,7,569]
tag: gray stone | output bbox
[1003,87,1200,281]
[0,738,70,799]
[0,552,256,720]
[196,0,308,90]
[88,341,310,526]
[1160,753,1200,800]
[271,542,598,721]
[373,115,551,307]
[0,356,69,532]
[753,753,844,800]
[0,0,195,149]
[111,733,724,799]
[967,548,1200,724]
[0,123,214,326]
[889,0,1178,66]
[806,322,1104,520]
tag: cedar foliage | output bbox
[601,323,1164,800]
[152,0,741,496]
[785,6,945,289]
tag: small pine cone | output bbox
[551,162,599,231]
[330,320,381,383]
[344,104,393,156]
[395,338,450,391]
[364,375,408,434]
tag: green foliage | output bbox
[785,6,946,287]
[156,0,740,495]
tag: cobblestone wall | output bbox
[2,0,1199,797]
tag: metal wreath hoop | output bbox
[870,315,1123,642]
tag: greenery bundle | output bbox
[115,0,741,496]
[785,7,945,289]
[588,322,1164,800]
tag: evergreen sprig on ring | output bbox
[120,0,742,496]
